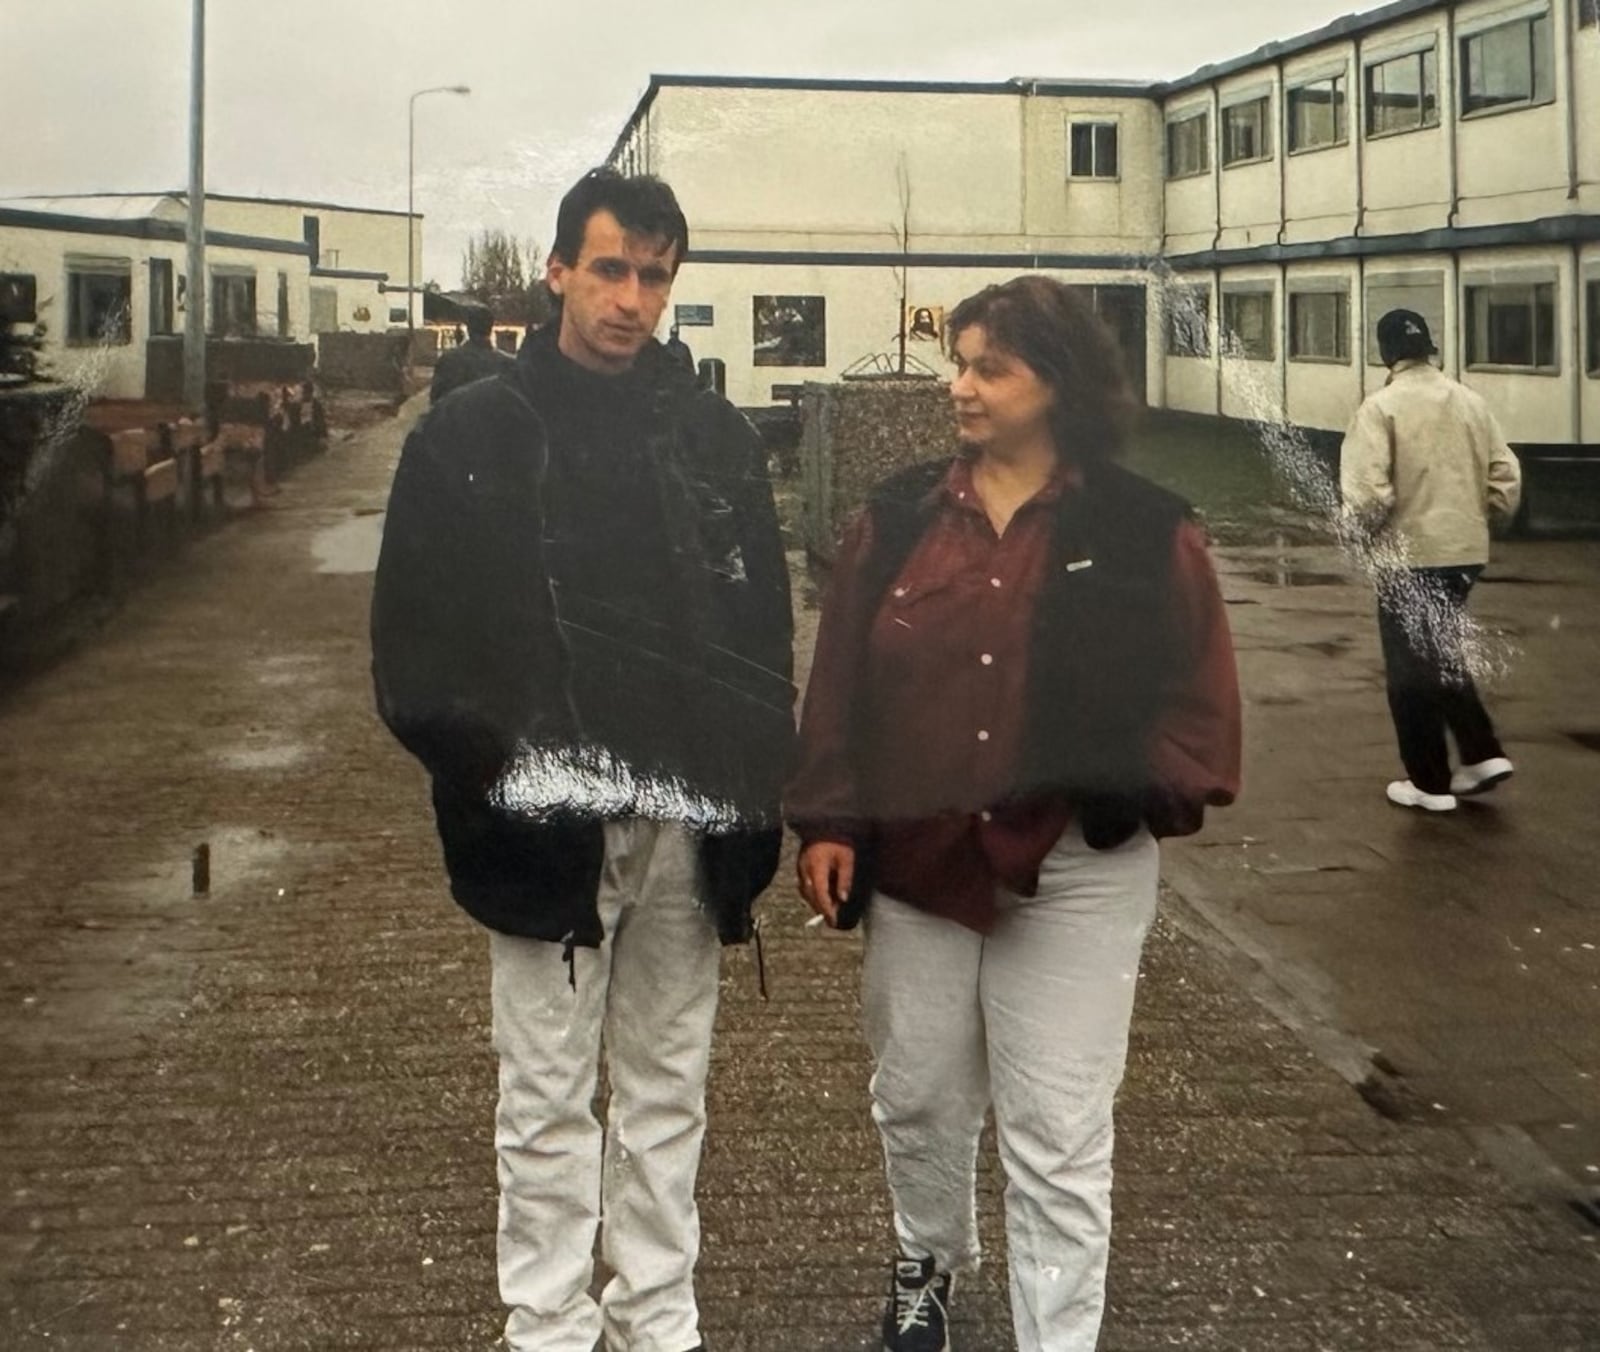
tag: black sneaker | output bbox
[882,1253,953,1352]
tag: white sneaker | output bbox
[1386,780,1458,812]
[1450,757,1514,796]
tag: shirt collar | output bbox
[941,454,1081,516]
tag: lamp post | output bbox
[183,0,206,408]
[407,84,470,333]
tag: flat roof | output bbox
[0,189,411,220]
[605,0,1454,159]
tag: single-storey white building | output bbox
[0,191,418,400]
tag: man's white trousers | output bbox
[863,821,1160,1352]
[490,819,719,1352]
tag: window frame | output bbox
[1287,289,1352,363]
[210,267,259,337]
[1462,280,1559,374]
[1221,95,1274,168]
[1286,74,1349,154]
[1164,283,1212,359]
[65,258,133,347]
[1221,287,1277,361]
[1164,109,1211,180]
[1363,46,1440,139]
[1586,279,1600,378]
[1459,12,1556,119]
[1067,119,1120,180]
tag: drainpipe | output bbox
[1562,0,1580,200]
[1280,260,1290,425]
[1352,35,1366,236]
[1211,84,1223,251]
[1572,242,1584,445]
[1021,81,1036,237]
[1276,59,1288,247]
[1356,254,1367,401]
[1448,249,1462,381]
[1446,7,1461,227]
[1214,264,1225,415]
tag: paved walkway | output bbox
[1,404,1597,1350]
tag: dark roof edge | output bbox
[1153,0,1448,96]
[684,247,1153,270]
[0,206,312,256]
[1164,213,1600,267]
[0,188,410,219]
[312,267,389,281]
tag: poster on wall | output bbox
[905,304,944,342]
[752,295,826,367]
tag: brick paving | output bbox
[1,405,1597,1350]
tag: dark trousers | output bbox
[1376,565,1504,795]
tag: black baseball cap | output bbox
[1376,309,1437,363]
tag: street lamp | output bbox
[407,84,470,332]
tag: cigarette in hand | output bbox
[805,913,827,930]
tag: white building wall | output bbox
[0,223,310,400]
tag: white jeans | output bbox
[489,819,719,1352]
[862,821,1160,1352]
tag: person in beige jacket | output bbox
[1340,309,1522,813]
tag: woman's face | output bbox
[948,324,1055,456]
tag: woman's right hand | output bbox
[796,841,856,928]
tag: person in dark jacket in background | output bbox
[430,304,513,404]
[787,277,1239,1352]
[372,167,795,1352]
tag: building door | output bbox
[310,286,338,335]
[1088,284,1147,405]
[149,258,175,335]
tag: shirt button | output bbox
[980,653,993,665]
[893,586,907,598]
[979,810,993,822]
[977,729,990,742]
[990,577,1002,588]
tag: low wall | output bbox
[798,377,955,560]
[315,332,409,396]
[146,337,315,404]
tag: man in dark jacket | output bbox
[430,304,513,404]
[371,168,795,1352]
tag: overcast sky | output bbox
[3,0,1365,286]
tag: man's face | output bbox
[545,208,678,374]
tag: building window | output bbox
[148,259,175,335]
[388,306,408,324]
[1221,97,1272,166]
[1165,110,1210,178]
[1587,280,1600,376]
[1164,284,1211,358]
[66,259,133,345]
[1460,13,1554,116]
[211,270,258,336]
[1366,274,1446,366]
[1221,290,1275,360]
[1581,0,1599,28]
[1069,121,1119,178]
[1,272,39,325]
[1365,47,1439,136]
[1464,282,1557,371]
[1287,76,1348,152]
[753,295,826,367]
[1288,290,1350,361]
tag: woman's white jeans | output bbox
[862,821,1160,1352]
[489,819,719,1352]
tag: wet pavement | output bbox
[1,401,1598,1350]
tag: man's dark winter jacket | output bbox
[373,326,796,948]
[430,337,515,405]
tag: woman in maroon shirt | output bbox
[786,276,1240,1352]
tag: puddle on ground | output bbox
[1245,567,1347,587]
[311,511,385,574]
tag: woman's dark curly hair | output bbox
[946,275,1139,461]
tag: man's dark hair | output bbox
[946,275,1138,460]
[551,167,690,272]
[465,307,494,340]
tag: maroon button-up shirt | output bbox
[787,457,1241,932]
